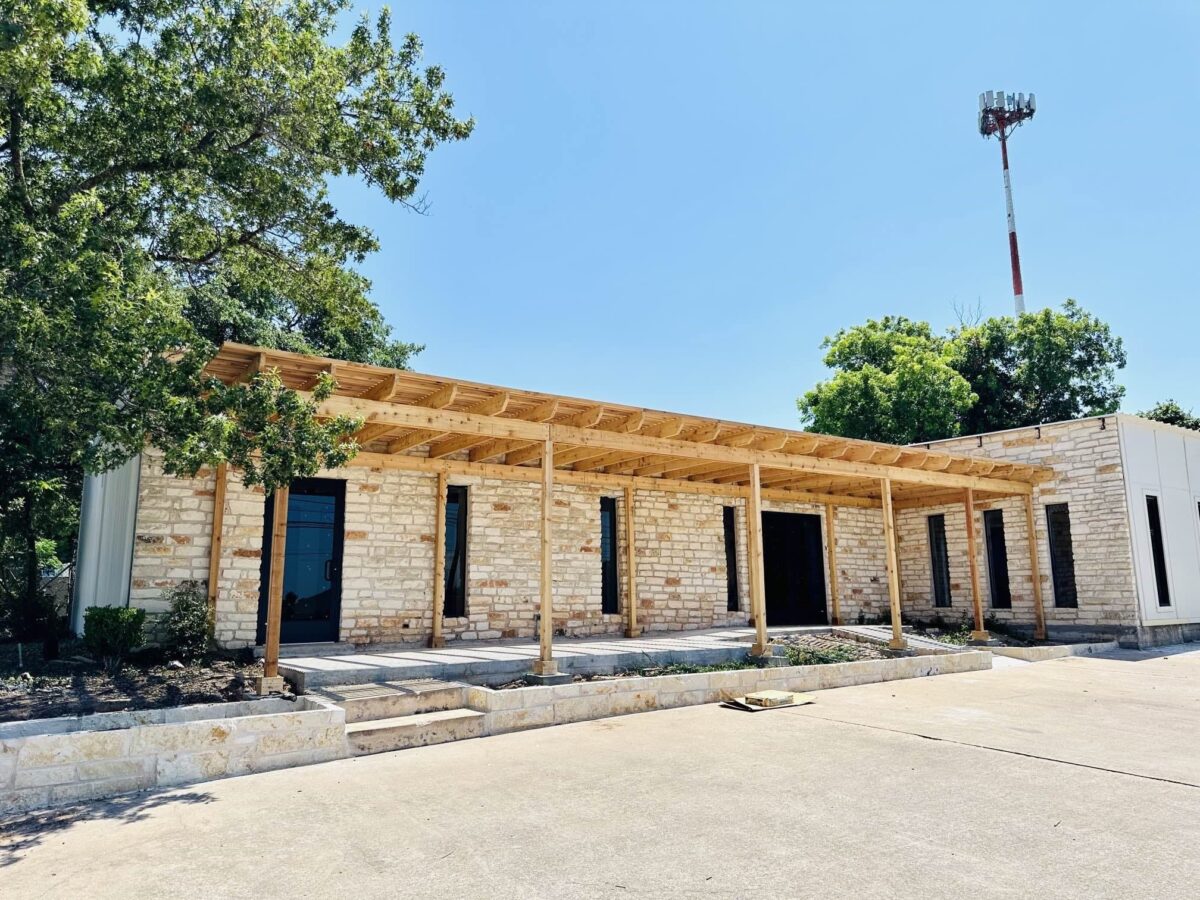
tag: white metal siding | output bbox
[1119,418,1200,624]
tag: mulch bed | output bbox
[0,643,264,722]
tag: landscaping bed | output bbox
[493,633,883,689]
[0,641,265,723]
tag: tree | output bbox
[799,302,1126,443]
[1,0,473,650]
[950,300,1126,434]
[1139,400,1200,431]
[798,317,977,444]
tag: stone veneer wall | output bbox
[128,452,897,649]
[901,418,1139,634]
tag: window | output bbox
[444,486,468,617]
[600,497,619,614]
[1045,503,1077,608]
[1146,495,1171,607]
[927,514,951,608]
[983,509,1011,609]
[723,506,740,611]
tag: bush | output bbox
[83,606,146,673]
[782,644,859,667]
[162,581,210,662]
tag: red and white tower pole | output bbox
[979,90,1036,317]
[999,133,1025,313]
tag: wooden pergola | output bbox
[205,343,1054,682]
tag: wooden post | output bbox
[747,463,769,656]
[205,462,228,639]
[259,486,289,691]
[880,478,907,650]
[430,472,448,648]
[965,488,990,642]
[1024,492,1047,641]
[624,484,640,638]
[824,502,840,626]
[533,439,557,675]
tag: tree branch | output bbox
[7,91,34,216]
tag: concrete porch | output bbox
[278,625,826,692]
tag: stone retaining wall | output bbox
[0,698,348,816]
[467,650,994,735]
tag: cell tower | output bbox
[979,90,1036,315]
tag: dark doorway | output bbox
[762,511,828,626]
[257,479,346,645]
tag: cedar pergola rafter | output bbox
[205,342,1052,505]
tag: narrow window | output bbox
[600,497,619,614]
[444,486,468,617]
[927,514,951,608]
[1146,495,1171,607]
[723,506,740,611]
[983,509,1011,609]
[1045,503,1077,608]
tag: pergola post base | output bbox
[887,638,909,652]
[624,627,642,639]
[254,675,286,695]
[526,670,572,686]
[428,636,446,649]
[968,630,993,644]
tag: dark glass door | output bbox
[257,479,345,645]
[762,511,828,626]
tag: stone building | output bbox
[907,415,1200,648]
[73,343,1183,676]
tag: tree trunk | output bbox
[20,490,59,660]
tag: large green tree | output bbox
[0,0,473,647]
[799,301,1127,443]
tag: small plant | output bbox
[162,581,209,662]
[83,606,146,673]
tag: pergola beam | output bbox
[312,393,1040,496]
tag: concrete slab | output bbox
[4,649,1199,897]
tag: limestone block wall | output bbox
[128,452,898,649]
[0,698,347,816]
[127,457,219,637]
[914,417,1138,632]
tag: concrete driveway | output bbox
[4,647,1200,899]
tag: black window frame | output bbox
[927,514,952,608]
[983,509,1011,609]
[1045,503,1078,608]
[444,485,468,618]
[723,506,740,612]
[600,497,619,615]
[1146,494,1171,607]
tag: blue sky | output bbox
[334,1,1199,429]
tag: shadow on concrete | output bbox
[0,789,214,867]
[1091,644,1200,663]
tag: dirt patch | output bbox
[0,642,265,722]
[770,633,889,661]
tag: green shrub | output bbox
[162,581,209,661]
[83,606,146,673]
[782,644,859,667]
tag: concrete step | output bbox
[346,708,487,756]
[311,679,468,724]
